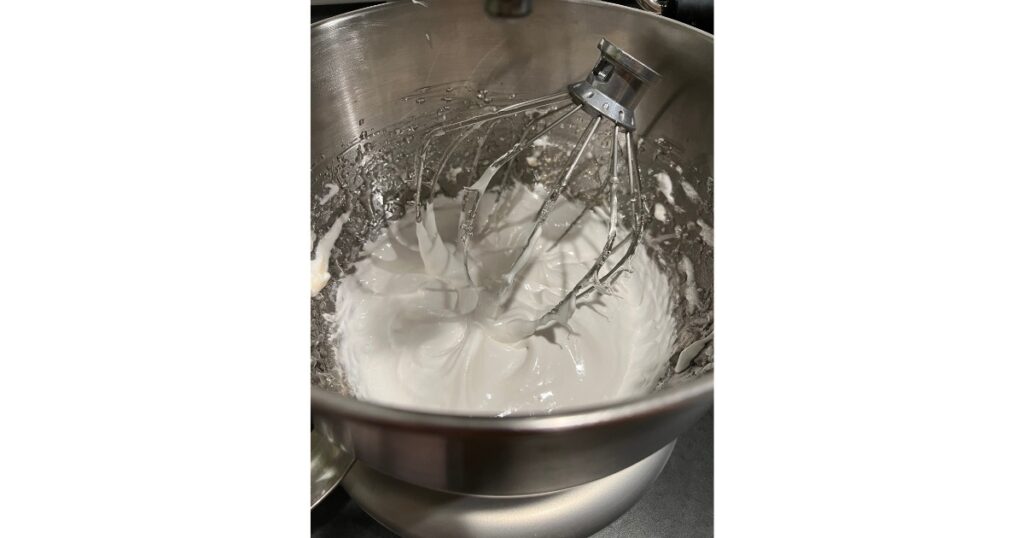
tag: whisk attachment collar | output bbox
[568,39,662,132]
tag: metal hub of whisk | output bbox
[413,39,662,336]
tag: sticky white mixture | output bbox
[525,135,555,168]
[655,171,675,205]
[696,218,714,247]
[332,184,676,416]
[679,255,701,315]
[311,211,350,297]
[679,179,701,203]
[654,203,668,222]
[317,183,340,205]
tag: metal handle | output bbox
[485,0,532,17]
[663,0,714,34]
[635,0,714,34]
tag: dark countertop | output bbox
[311,409,713,537]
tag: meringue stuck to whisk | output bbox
[333,184,675,416]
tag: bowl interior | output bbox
[311,0,713,417]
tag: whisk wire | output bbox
[576,130,649,299]
[456,104,582,285]
[414,93,574,221]
[538,125,623,325]
[497,114,603,303]
[409,39,661,338]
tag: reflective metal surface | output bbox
[311,0,712,167]
[311,429,354,508]
[313,376,711,496]
[343,442,676,538]
[312,0,713,497]
[568,38,661,131]
[635,0,666,13]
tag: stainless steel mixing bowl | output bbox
[312,0,713,497]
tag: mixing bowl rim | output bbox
[310,0,714,42]
[312,373,713,431]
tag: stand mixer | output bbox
[311,1,714,535]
